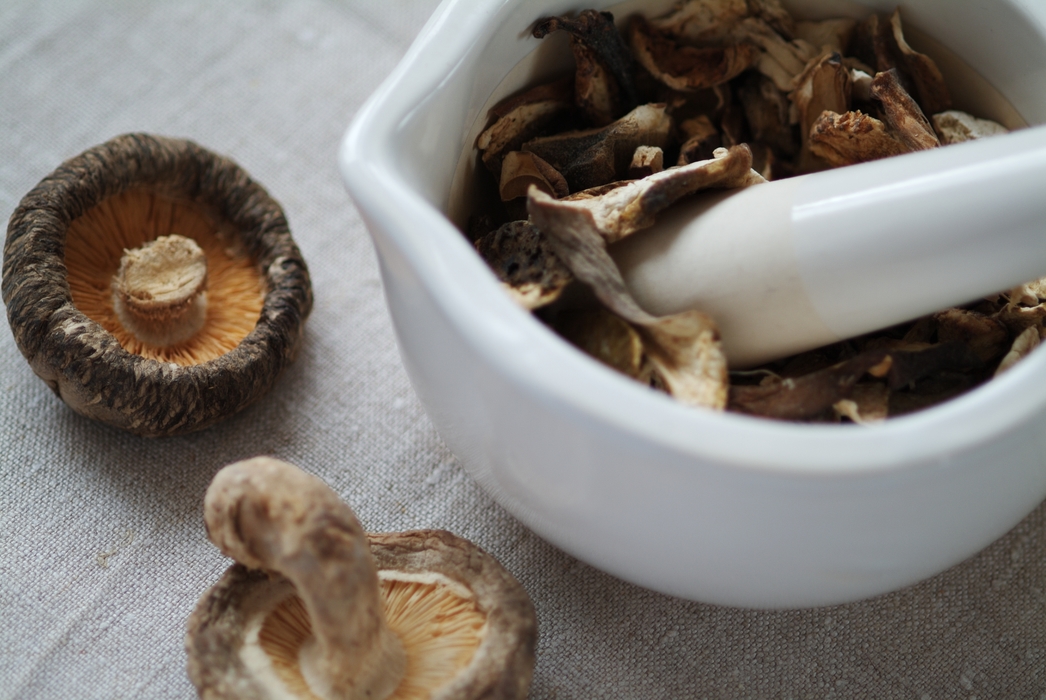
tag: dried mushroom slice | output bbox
[2,133,312,437]
[880,342,983,389]
[526,149,760,410]
[731,340,984,421]
[885,8,951,116]
[499,151,569,201]
[791,51,852,170]
[727,17,819,92]
[187,457,536,700]
[476,220,573,311]
[522,103,672,192]
[650,0,795,43]
[808,110,911,167]
[932,110,1009,145]
[995,304,1046,337]
[713,82,748,148]
[629,15,759,92]
[729,350,890,420]
[794,18,856,54]
[833,382,889,424]
[853,13,897,77]
[543,144,761,244]
[996,327,1041,375]
[555,306,648,379]
[628,145,665,178]
[1015,277,1046,303]
[533,10,638,126]
[676,115,723,165]
[792,52,851,143]
[737,73,797,158]
[640,310,728,408]
[870,68,940,152]
[934,308,1008,363]
[476,78,575,181]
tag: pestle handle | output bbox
[611,125,1046,368]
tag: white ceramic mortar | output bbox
[342,0,1046,607]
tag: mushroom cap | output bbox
[186,529,537,700]
[2,133,312,437]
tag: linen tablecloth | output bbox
[1,2,1044,697]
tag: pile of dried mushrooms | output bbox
[469,1,1035,424]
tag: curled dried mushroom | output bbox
[3,134,312,436]
[186,457,536,700]
[465,4,1028,423]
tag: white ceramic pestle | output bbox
[610,125,1046,367]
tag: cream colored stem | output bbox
[111,234,208,346]
[204,457,407,700]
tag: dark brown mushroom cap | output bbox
[186,530,537,700]
[2,133,312,437]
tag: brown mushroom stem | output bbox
[204,457,408,700]
[111,234,209,346]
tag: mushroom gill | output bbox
[64,189,265,366]
[258,575,487,700]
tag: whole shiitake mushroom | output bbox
[187,457,537,700]
[2,133,312,437]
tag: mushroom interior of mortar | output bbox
[65,189,265,365]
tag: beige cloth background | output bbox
[1,1,1044,698]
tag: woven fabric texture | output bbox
[1,2,1044,698]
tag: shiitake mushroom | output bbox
[2,133,312,437]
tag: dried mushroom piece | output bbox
[732,340,983,421]
[713,82,748,148]
[187,457,536,700]
[885,9,951,116]
[934,308,1008,363]
[499,151,569,201]
[794,18,856,54]
[995,304,1046,337]
[729,350,890,420]
[833,382,889,424]
[1012,277,1046,303]
[737,73,797,158]
[932,110,1009,145]
[2,134,312,437]
[855,10,951,115]
[870,68,940,152]
[791,51,852,169]
[541,144,761,244]
[476,78,575,181]
[640,310,728,408]
[849,68,874,102]
[881,342,983,389]
[808,110,911,166]
[629,15,759,92]
[996,327,1041,375]
[475,221,573,310]
[676,115,723,164]
[533,10,638,126]
[650,0,795,44]
[733,17,820,92]
[853,12,892,75]
[527,148,758,410]
[629,145,665,178]
[522,103,672,192]
[555,306,648,379]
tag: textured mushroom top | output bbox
[2,133,313,437]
